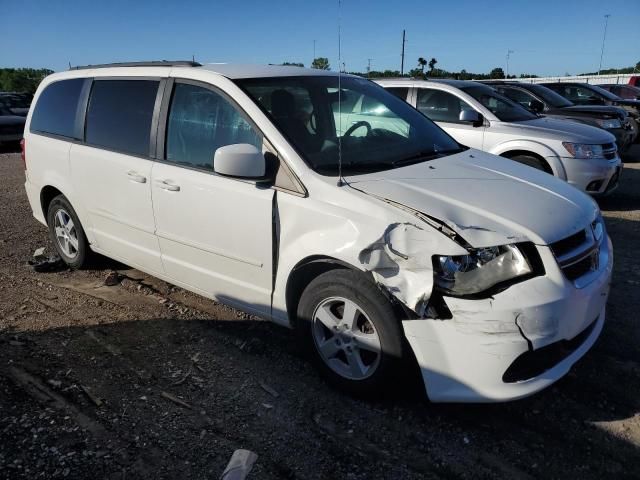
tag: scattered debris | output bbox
[28,250,66,273]
[220,449,258,480]
[261,403,273,409]
[80,385,103,407]
[9,340,25,346]
[259,382,279,398]
[47,379,62,388]
[160,391,192,409]
[171,365,192,386]
[104,271,120,287]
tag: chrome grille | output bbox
[551,219,604,285]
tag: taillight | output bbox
[20,138,26,169]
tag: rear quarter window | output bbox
[30,78,85,138]
[85,80,159,157]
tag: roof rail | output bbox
[69,60,202,70]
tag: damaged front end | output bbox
[356,198,611,402]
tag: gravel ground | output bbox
[1,145,639,479]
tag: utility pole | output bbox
[313,39,316,61]
[400,30,406,75]
[506,50,514,78]
[598,14,611,75]
[367,58,372,77]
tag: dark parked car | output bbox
[542,82,640,143]
[0,92,32,117]
[597,84,640,101]
[0,113,25,146]
[483,81,636,152]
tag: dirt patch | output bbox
[1,149,640,479]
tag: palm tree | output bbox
[417,57,427,74]
[428,58,438,76]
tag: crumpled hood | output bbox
[505,117,615,143]
[346,149,599,247]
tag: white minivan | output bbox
[23,62,612,402]
[376,79,622,195]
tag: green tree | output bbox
[428,58,438,76]
[0,68,53,94]
[489,67,505,79]
[281,62,304,67]
[417,57,427,74]
[311,57,330,70]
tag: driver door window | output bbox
[165,83,262,171]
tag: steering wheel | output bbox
[344,120,372,137]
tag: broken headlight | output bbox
[434,244,532,296]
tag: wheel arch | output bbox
[489,140,565,178]
[285,255,356,327]
[40,185,64,224]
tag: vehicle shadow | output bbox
[0,141,21,154]
[2,305,639,479]
[597,163,640,212]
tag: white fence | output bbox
[515,74,636,85]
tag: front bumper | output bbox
[609,127,634,153]
[402,236,612,403]
[559,155,622,196]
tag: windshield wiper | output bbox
[392,147,466,167]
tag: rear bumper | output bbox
[402,237,612,403]
[24,178,47,226]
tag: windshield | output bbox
[587,84,623,101]
[525,84,573,108]
[462,86,537,122]
[236,76,463,176]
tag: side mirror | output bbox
[528,99,545,114]
[459,109,483,127]
[213,144,267,180]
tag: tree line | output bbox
[282,57,639,80]
[0,68,54,94]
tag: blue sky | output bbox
[2,0,639,76]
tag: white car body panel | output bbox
[23,65,614,402]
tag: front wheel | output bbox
[509,154,552,174]
[296,269,409,397]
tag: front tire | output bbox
[46,195,91,269]
[296,269,409,397]
[509,154,552,174]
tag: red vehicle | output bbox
[628,76,640,87]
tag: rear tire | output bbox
[296,269,409,397]
[46,195,91,269]
[508,154,552,174]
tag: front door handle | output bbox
[156,180,180,192]
[127,171,147,183]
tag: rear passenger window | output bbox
[30,79,85,138]
[165,83,262,171]
[85,80,159,156]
